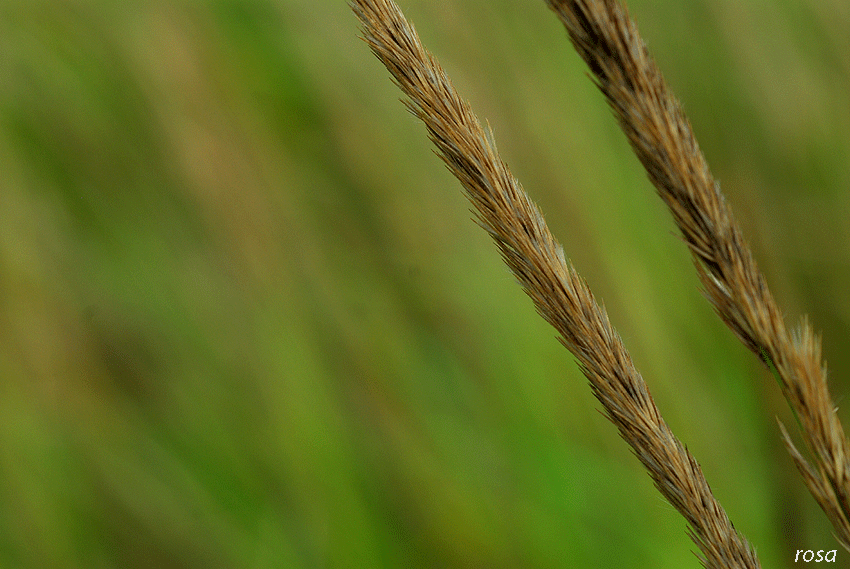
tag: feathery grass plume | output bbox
[350,0,761,566]
[543,0,850,549]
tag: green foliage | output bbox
[0,0,847,567]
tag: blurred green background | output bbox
[1,0,848,567]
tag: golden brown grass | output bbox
[543,0,850,553]
[351,0,850,565]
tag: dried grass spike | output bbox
[351,0,761,566]
[545,0,850,550]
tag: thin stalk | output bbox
[544,0,850,550]
[351,1,762,566]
